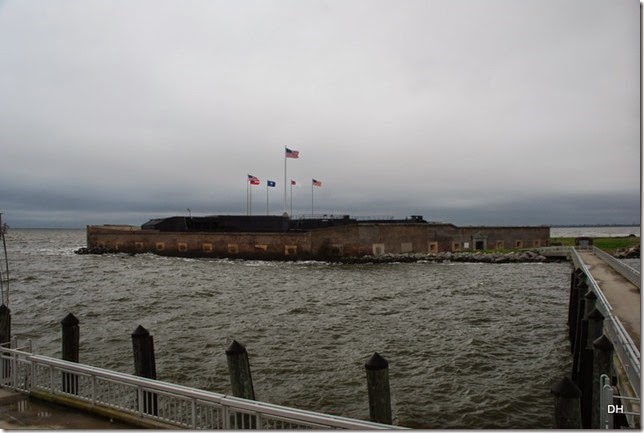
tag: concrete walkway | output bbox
[578,251,641,346]
[0,388,137,429]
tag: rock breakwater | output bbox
[335,250,557,264]
[75,246,566,263]
[75,246,120,255]
[613,245,640,259]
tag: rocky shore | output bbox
[333,250,557,264]
[75,246,636,263]
[613,245,640,259]
[75,246,121,255]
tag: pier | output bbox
[554,245,641,429]
[0,337,403,429]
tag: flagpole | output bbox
[284,146,287,215]
[246,177,249,216]
[249,181,252,216]
[311,180,314,217]
[290,181,293,216]
[266,182,269,216]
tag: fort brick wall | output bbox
[87,223,550,260]
[87,226,313,260]
[456,226,550,250]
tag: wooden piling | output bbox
[551,375,582,428]
[61,313,79,394]
[592,334,613,429]
[571,282,588,368]
[0,304,10,380]
[580,308,605,428]
[568,269,585,344]
[572,288,596,384]
[0,304,10,347]
[225,340,256,400]
[225,340,256,428]
[567,271,580,346]
[572,316,587,383]
[365,352,392,425]
[582,290,597,320]
[586,308,604,349]
[131,325,157,415]
[61,313,79,362]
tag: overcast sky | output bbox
[0,0,640,228]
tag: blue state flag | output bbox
[267,180,276,187]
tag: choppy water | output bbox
[3,229,577,428]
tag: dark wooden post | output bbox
[586,308,604,349]
[568,269,584,345]
[551,375,582,428]
[583,290,597,319]
[579,308,604,428]
[365,352,392,425]
[571,290,587,383]
[571,281,588,360]
[61,313,79,394]
[573,288,595,384]
[0,304,10,380]
[592,335,613,429]
[225,340,256,400]
[0,304,10,346]
[226,340,256,429]
[132,325,157,416]
[567,270,580,346]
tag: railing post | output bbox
[29,354,35,392]
[191,398,197,428]
[91,374,96,405]
[600,375,614,429]
[10,342,16,389]
[137,385,144,416]
[50,364,54,393]
[365,352,392,425]
[222,404,231,430]
[131,325,158,416]
[61,313,79,395]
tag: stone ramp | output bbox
[578,251,641,346]
[0,388,137,429]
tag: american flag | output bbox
[290,180,296,186]
[285,147,300,159]
[248,174,260,185]
[312,179,322,187]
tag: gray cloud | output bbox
[0,0,639,228]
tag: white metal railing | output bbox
[537,246,572,256]
[0,346,403,430]
[592,246,641,289]
[571,249,641,400]
[600,374,641,429]
[0,337,32,390]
